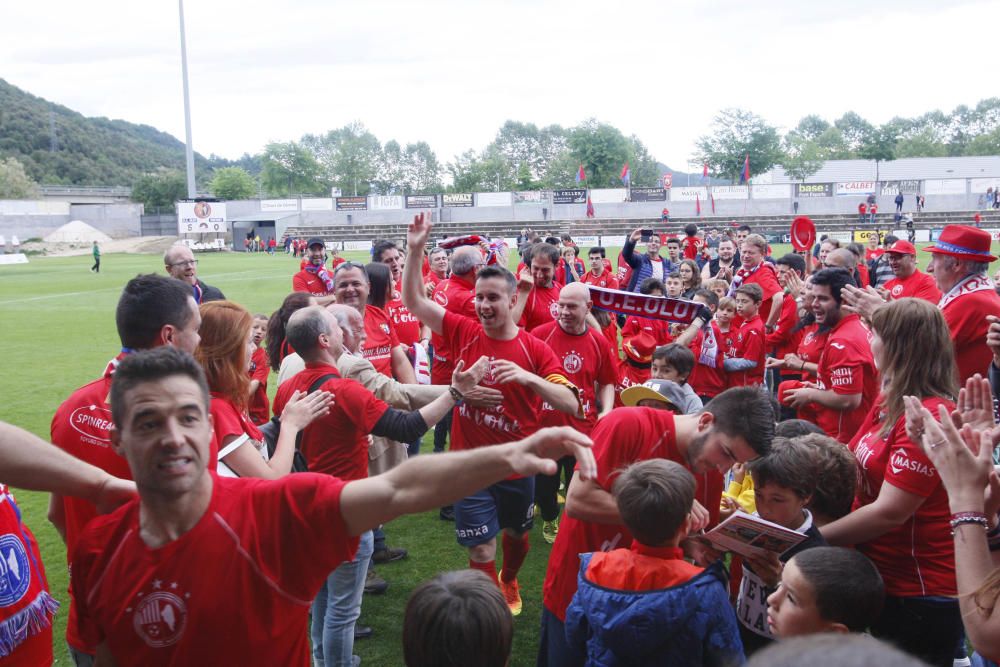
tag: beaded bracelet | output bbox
[950,511,989,535]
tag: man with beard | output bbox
[292,238,337,301]
[702,238,738,281]
[164,243,225,303]
[514,242,564,332]
[538,386,774,667]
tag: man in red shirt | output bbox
[784,268,877,443]
[292,238,338,300]
[333,262,416,384]
[425,247,450,292]
[49,274,204,664]
[732,234,783,331]
[581,246,618,289]
[514,242,564,332]
[71,347,595,667]
[538,387,775,667]
[373,239,427,352]
[881,240,941,303]
[402,213,583,616]
[531,283,619,542]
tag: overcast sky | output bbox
[2,0,996,172]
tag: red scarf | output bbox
[305,263,335,292]
[587,286,703,325]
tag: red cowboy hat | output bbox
[622,332,657,364]
[790,216,816,252]
[923,225,997,262]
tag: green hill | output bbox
[0,77,219,186]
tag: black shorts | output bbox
[454,477,535,547]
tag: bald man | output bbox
[163,243,225,303]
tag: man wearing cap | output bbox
[163,243,225,303]
[538,386,775,667]
[293,238,337,301]
[881,239,941,303]
[926,225,1000,382]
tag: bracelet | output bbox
[950,511,989,534]
[800,360,806,371]
[448,386,464,404]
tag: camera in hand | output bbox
[640,229,653,242]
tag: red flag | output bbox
[576,164,586,184]
[740,154,750,184]
[710,192,716,214]
[702,162,709,180]
[695,193,701,216]
[586,196,595,218]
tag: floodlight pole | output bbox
[179,0,196,199]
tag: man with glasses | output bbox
[163,243,225,303]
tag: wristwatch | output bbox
[448,386,464,405]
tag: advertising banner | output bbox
[971,178,1000,192]
[260,199,298,212]
[336,196,368,211]
[601,235,627,246]
[670,187,707,202]
[369,195,403,210]
[442,193,474,207]
[178,201,227,234]
[553,189,587,204]
[880,180,921,196]
[629,187,667,202]
[300,198,333,211]
[794,183,833,198]
[574,235,599,246]
[751,184,791,199]
[836,181,876,196]
[405,194,438,209]
[513,191,549,205]
[924,179,966,195]
[343,240,372,251]
[590,188,627,203]
[476,192,513,207]
[852,230,883,243]
[711,186,749,200]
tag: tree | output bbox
[399,141,442,193]
[210,166,256,200]
[0,157,40,199]
[966,126,1000,156]
[260,141,323,197]
[446,148,515,193]
[301,122,380,196]
[567,119,632,188]
[693,108,783,183]
[833,112,876,153]
[781,134,825,181]
[131,170,187,212]
[792,115,831,142]
[488,121,567,186]
[894,127,947,158]
[627,136,660,187]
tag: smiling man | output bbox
[69,347,596,666]
[292,237,337,302]
[163,243,225,303]
[538,386,774,667]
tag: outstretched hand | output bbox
[280,389,334,431]
[452,356,489,395]
[841,284,886,321]
[407,212,433,250]
[511,427,596,481]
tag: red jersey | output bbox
[615,253,633,291]
[247,346,270,425]
[850,397,956,596]
[386,290,422,347]
[361,304,399,377]
[291,269,332,296]
[600,318,620,356]
[210,396,263,466]
[519,282,563,332]
[542,409,722,620]
[273,364,388,481]
[883,270,941,303]
[531,322,619,433]
[429,273,477,385]
[732,263,781,329]
[865,248,884,263]
[815,314,877,443]
[728,315,766,387]
[441,311,567,450]
[331,256,346,270]
[796,323,828,382]
[858,203,867,214]
[682,236,702,261]
[621,315,673,346]
[613,359,651,408]
[941,284,1000,383]
[71,474,358,667]
[581,270,619,290]
[687,323,727,399]
[765,293,802,362]
[425,271,447,292]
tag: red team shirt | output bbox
[209,395,263,459]
[621,315,674,346]
[581,270,619,290]
[440,311,567,451]
[732,264,781,329]
[361,304,399,377]
[814,314,877,443]
[386,288,422,347]
[273,365,389,481]
[429,273,477,384]
[542,409,722,621]
[940,287,1000,383]
[850,397,956,596]
[291,270,332,296]
[613,360,651,408]
[247,346,270,425]
[519,282,563,332]
[531,322,619,433]
[687,323,727,399]
[728,314,766,387]
[765,293,802,362]
[795,323,829,382]
[883,270,941,303]
[71,475,358,666]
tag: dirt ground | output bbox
[18,236,186,257]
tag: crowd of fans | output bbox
[0,214,999,666]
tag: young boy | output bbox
[766,547,885,638]
[724,283,766,388]
[247,313,271,425]
[683,289,728,403]
[614,333,655,408]
[792,433,857,527]
[735,438,828,654]
[665,271,684,298]
[650,343,703,414]
[565,460,744,666]
[707,278,730,301]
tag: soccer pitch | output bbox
[1,244,805,664]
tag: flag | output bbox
[695,193,701,216]
[576,164,586,184]
[702,162,708,181]
[620,162,630,186]
[586,196,594,218]
[740,154,750,184]
[710,192,716,214]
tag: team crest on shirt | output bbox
[380,323,390,335]
[0,534,31,607]
[433,291,449,306]
[129,581,189,648]
[562,352,583,374]
[891,285,903,297]
[549,302,560,319]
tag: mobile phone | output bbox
[640,229,653,241]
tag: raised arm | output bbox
[401,213,446,334]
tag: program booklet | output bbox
[703,511,807,559]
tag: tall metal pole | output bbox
[179,0,196,199]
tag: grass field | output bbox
[1,244,821,665]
